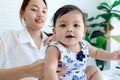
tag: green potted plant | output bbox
[87,0,120,35]
[85,0,120,70]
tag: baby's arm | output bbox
[86,41,120,60]
[44,46,60,80]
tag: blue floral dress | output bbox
[47,40,89,80]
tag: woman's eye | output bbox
[43,10,47,14]
[31,8,37,11]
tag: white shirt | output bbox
[0,29,48,80]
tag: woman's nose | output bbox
[38,11,43,17]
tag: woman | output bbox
[0,0,48,80]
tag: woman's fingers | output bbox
[26,59,44,78]
[43,35,54,46]
[56,66,67,76]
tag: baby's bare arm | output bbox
[86,41,120,60]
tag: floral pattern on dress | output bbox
[47,40,89,80]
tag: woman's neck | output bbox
[27,28,43,49]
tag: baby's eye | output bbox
[74,24,80,28]
[60,24,66,28]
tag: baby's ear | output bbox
[52,27,56,34]
[84,27,87,34]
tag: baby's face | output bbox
[53,10,86,47]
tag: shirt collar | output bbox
[19,28,48,44]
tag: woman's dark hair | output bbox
[20,0,47,22]
[52,5,86,27]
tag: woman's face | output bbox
[23,0,47,31]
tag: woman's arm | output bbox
[0,65,29,80]
[0,59,44,80]
[44,46,59,80]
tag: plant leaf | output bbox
[88,21,106,28]
[100,2,110,8]
[111,35,120,43]
[112,13,120,21]
[89,23,100,27]
[96,36,106,47]
[95,13,110,21]
[112,10,120,13]
[97,5,110,13]
[87,17,95,21]
[97,2,111,13]
[112,0,120,8]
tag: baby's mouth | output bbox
[65,35,75,38]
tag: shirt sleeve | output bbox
[0,36,5,67]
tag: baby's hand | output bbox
[111,50,120,60]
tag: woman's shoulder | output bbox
[0,30,22,47]
[0,30,20,39]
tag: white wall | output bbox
[0,0,23,33]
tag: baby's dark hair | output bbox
[52,5,87,27]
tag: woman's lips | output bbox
[35,18,43,24]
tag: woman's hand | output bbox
[56,66,66,76]
[25,60,67,79]
[0,60,44,80]
[25,59,44,79]
[43,35,55,46]
[56,61,67,76]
